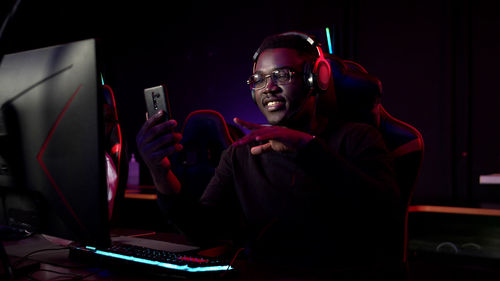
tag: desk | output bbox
[479,173,500,185]
[3,234,116,280]
[408,205,500,216]
[124,184,157,200]
[407,205,500,261]
[3,231,410,281]
[5,231,500,281]
[3,230,201,280]
[478,174,500,208]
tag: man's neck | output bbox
[282,94,327,135]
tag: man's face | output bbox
[252,48,310,125]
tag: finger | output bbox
[137,114,172,142]
[255,129,312,147]
[146,143,183,166]
[139,110,166,134]
[141,119,179,144]
[250,142,273,155]
[233,128,267,146]
[233,134,253,146]
[233,126,276,146]
[249,127,288,143]
[233,117,262,130]
[148,132,182,152]
[138,132,181,159]
[160,157,171,170]
[254,130,282,142]
[269,140,290,152]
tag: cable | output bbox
[228,247,245,268]
[126,231,157,238]
[219,247,245,278]
[11,246,70,269]
[0,0,22,64]
[0,0,21,39]
[11,246,104,281]
[0,240,14,281]
[26,268,100,281]
[435,241,458,254]
[29,268,81,278]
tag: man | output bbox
[136,32,401,268]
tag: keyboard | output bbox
[69,241,235,277]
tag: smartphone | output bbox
[144,85,171,121]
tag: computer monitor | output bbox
[0,38,111,247]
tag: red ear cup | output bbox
[315,58,331,91]
[302,47,331,92]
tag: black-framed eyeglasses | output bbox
[246,68,297,90]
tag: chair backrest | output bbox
[169,109,238,201]
[102,84,128,223]
[326,55,425,262]
[377,104,424,262]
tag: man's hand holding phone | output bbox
[136,110,182,170]
[136,85,182,194]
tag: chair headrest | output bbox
[181,109,234,149]
[325,56,424,154]
[324,54,383,127]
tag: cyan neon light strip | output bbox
[87,247,233,272]
[325,27,333,54]
[100,73,105,85]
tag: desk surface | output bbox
[3,231,199,280]
[124,184,157,200]
[5,225,500,281]
[479,173,500,185]
[4,234,500,281]
[408,205,500,216]
[3,231,409,281]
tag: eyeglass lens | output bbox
[249,69,293,90]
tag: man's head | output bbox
[248,32,331,126]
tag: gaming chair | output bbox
[325,54,425,263]
[169,110,238,202]
[102,84,128,223]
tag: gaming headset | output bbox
[250,31,332,102]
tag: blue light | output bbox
[89,249,233,273]
[325,27,333,54]
[100,73,105,86]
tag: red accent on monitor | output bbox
[36,84,87,233]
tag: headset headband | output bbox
[252,32,322,63]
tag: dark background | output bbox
[2,0,500,208]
